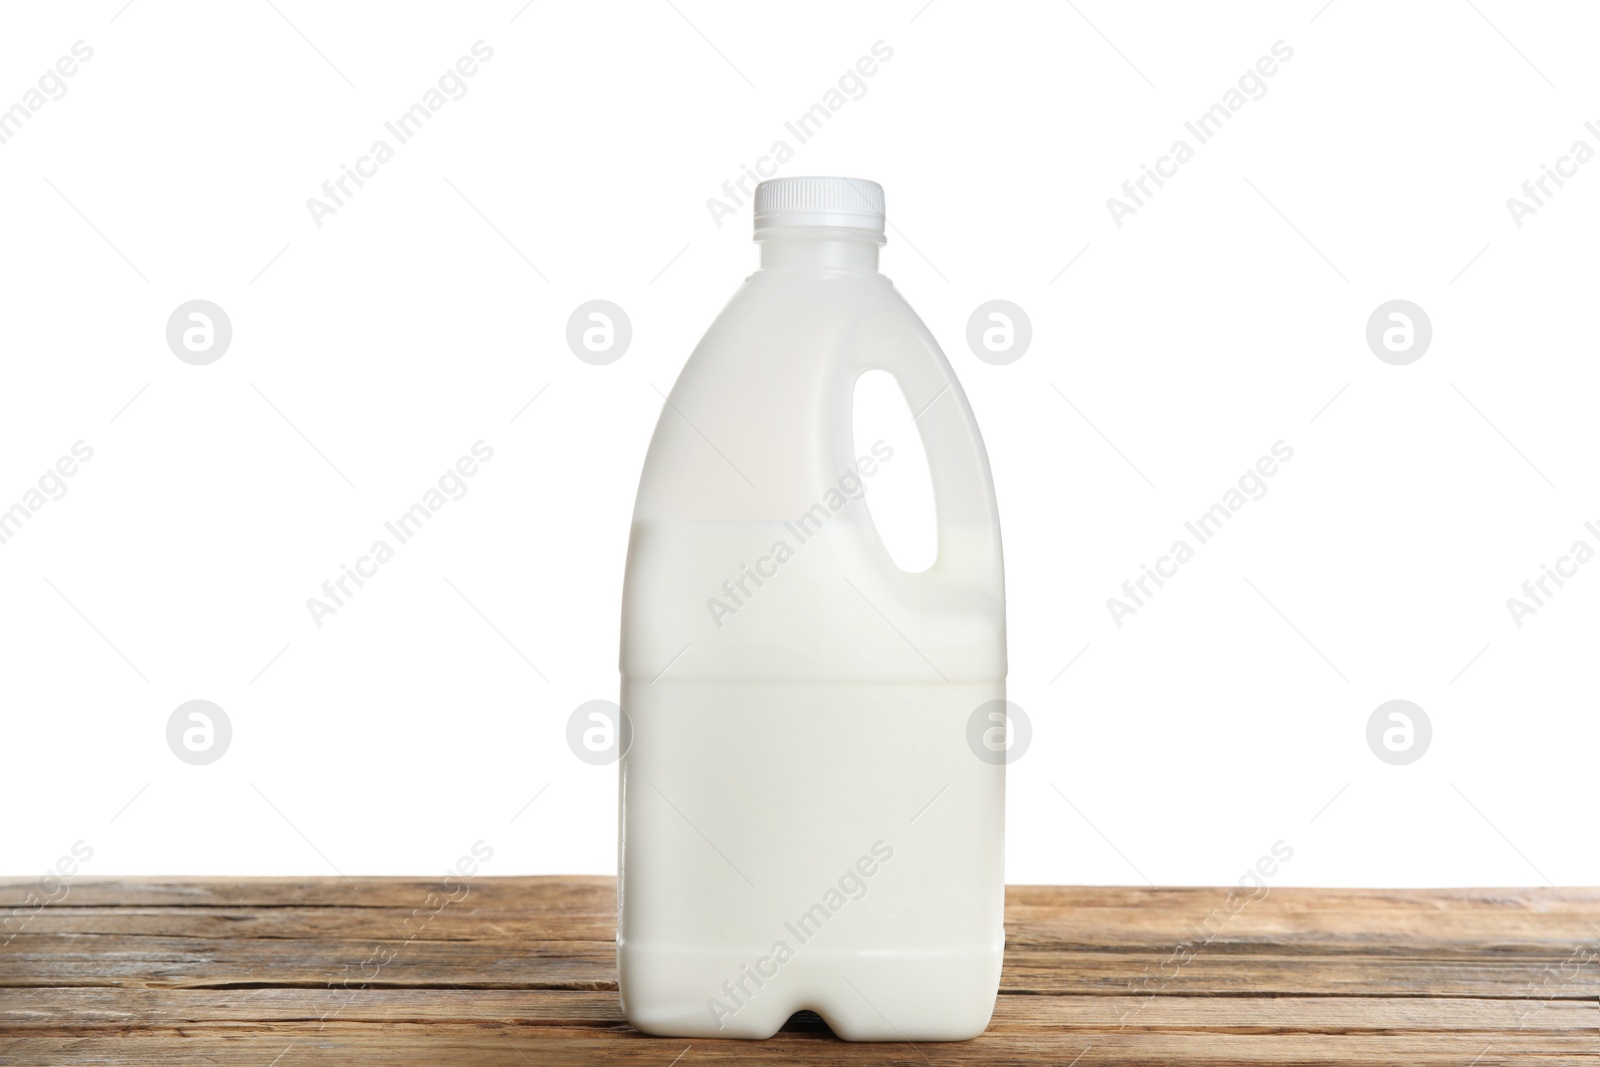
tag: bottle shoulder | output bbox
[724,269,920,330]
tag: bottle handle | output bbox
[843,308,1004,592]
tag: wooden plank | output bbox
[4,987,1598,1033]
[12,879,1600,919]
[10,880,1600,950]
[0,935,616,990]
[14,888,1600,948]
[3,878,1599,1064]
[6,938,1598,999]
[0,876,617,911]
[15,900,1600,951]
[3,1029,1599,1066]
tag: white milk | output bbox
[618,177,1007,1040]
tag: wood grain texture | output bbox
[3,878,1599,1064]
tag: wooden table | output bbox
[3,878,1598,1064]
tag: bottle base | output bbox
[618,940,1002,1040]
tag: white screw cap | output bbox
[753,176,885,236]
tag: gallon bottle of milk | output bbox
[618,176,1006,1040]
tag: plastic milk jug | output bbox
[618,177,1007,1040]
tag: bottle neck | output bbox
[756,227,882,272]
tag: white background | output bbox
[2,0,1596,888]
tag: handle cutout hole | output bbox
[852,369,937,573]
